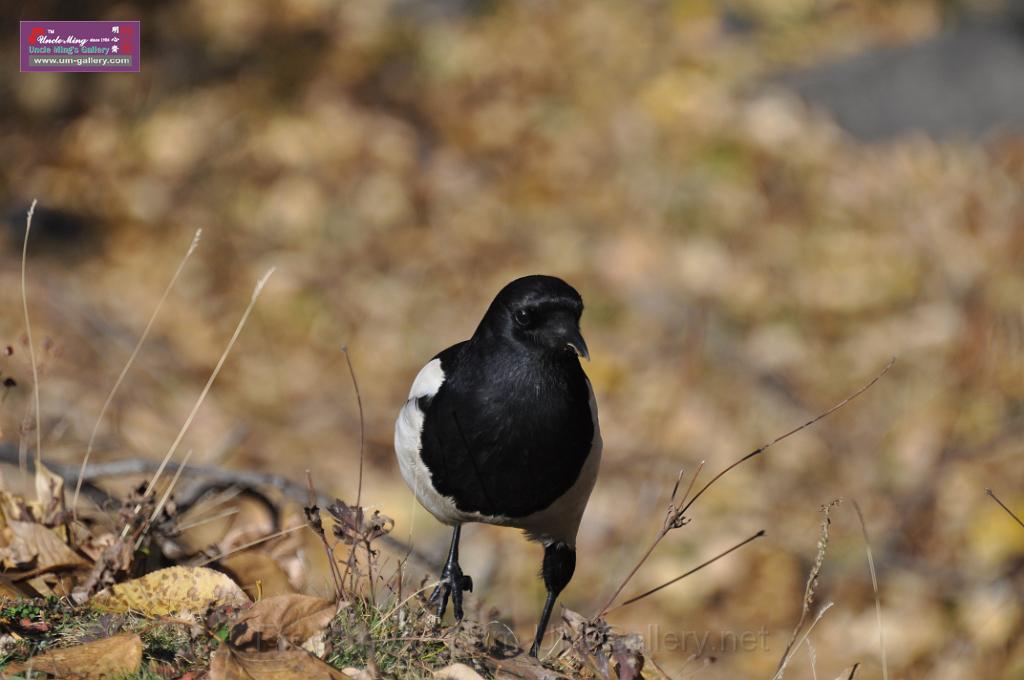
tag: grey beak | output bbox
[566,328,590,361]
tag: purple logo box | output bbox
[20,21,140,73]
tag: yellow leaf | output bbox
[210,647,348,679]
[229,594,341,650]
[91,565,249,618]
[2,632,142,679]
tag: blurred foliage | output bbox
[2,0,1024,677]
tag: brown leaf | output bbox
[2,632,142,679]
[220,551,297,599]
[229,594,340,650]
[0,490,33,524]
[0,520,89,572]
[73,537,133,603]
[91,565,250,618]
[210,647,348,679]
[0,572,40,599]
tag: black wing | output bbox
[418,343,595,518]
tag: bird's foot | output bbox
[429,561,473,621]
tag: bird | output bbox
[394,274,602,657]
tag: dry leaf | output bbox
[73,537,133,603]
[210,647,348,679]
[229,594,339,650]
[220,551,297,599]
[342,668,373,680]
[91,565,249,618]
[303,630,327,658]
[0,572,37,599]
[0,520,89,572]
[34,461,65,523]
[0,491,33,524]
[2,632,142,679]
[435,663,487,679]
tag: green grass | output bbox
[324,596,453,678]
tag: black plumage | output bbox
[418,337,593,518]
[395,275,601,657]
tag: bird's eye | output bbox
[513,309,532,327]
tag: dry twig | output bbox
[20,200,41,469]
[986,488,1024,529]
[73,228,201,517]
[774,499,841,678]
[597,359,893,616]
[852,501,888,680]
[121,268,275,538]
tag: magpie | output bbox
[395,275,601,657]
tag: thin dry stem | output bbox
[853,500,888,680]
[121,267,275,538]
[773,602,835,680]
[306,470,345,601]
[174,508,239,532]
[196,523,306,566]
[675,459,704,510]
[342,346,366,509]
[594,472,679,616]
[370,580,440,632]
[597,360,891,617]
[73,228,201,517]
[135,448,196,550]
[609,529,765,612]
[595,463,700,616]
[20,200,41,467]
[775,499,840,677]
[680,359,894,518]
[986,488,1024,529]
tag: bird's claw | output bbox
[429,564,473,621]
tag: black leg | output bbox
[429,524,473,621]
[529,542,576,657]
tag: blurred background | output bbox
[3,0,1024,677]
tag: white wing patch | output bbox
[394,358,465,525]
[408,357,444,399]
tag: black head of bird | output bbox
[395,274,602,657]
[476,275,590,361]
